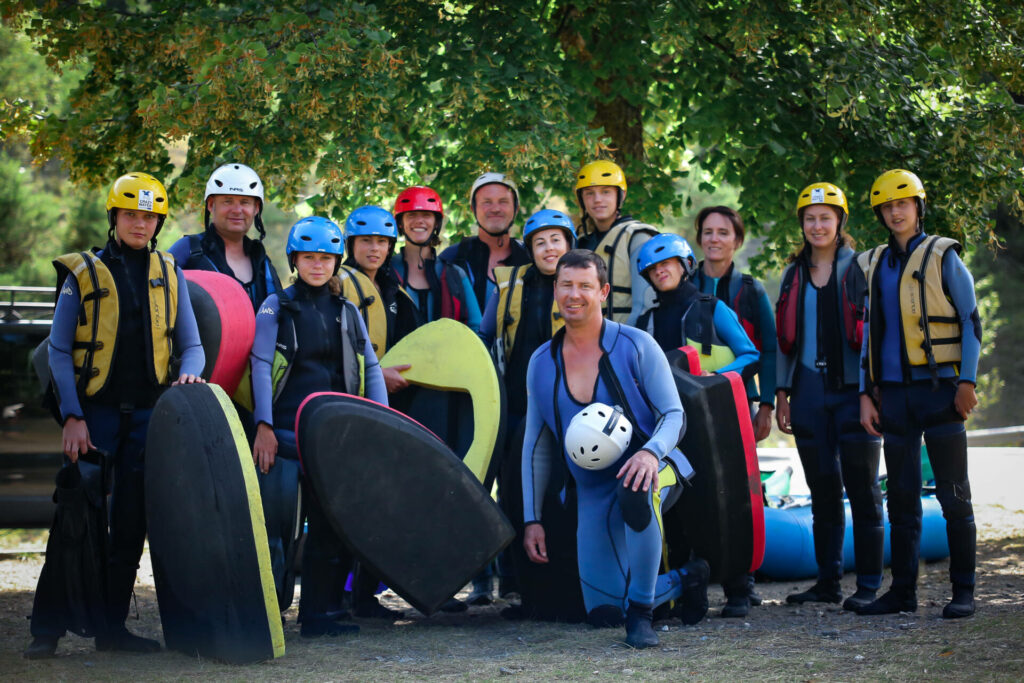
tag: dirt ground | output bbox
[1,499,1022,681]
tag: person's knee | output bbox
[618,485,653,532]
[936,478,974,522]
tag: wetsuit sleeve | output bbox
[357,309,388,406]
[859,293,870,393]
[522,351,556,524]
[711,300,760,376]
[943,249,981,384]
[250,294,280,427]
[626,231,656,327]
[634,330,685,460]
[166,236,190,268]
[172,265,205,378]
[459,267,483,334]
[479,290,498,347]
[754,282,778,405]
[49,275,85,422]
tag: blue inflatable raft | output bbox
[759,494,950,580]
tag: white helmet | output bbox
[470,172,519,212]
[565,403,633,471]
[204,163,264,203]
[204,163,266,238]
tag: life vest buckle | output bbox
[814,359,828,369]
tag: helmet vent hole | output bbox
[232,165,241,169]
[301,235,312,241]
[214,179,224,188]
[601,172,611,177]
[591,445,599,452]
[578,447,585,455]
[249,182,258,189]
[356,220,367,226]
[427,198,437,203]
[331,237,340,243]
[619,425,627,432]
[897,183,908,189]
[155,197,165,203]
[123,192,136,198]
[597,410,606,417]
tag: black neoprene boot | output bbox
[786,581,842,604]
[855,587,917,615]
[942,584,975,619]
[625,602,658,649]
[301,618,360,637]
[23,636,58,659]
[842,587,878,612]
[720,573,751,618]
[95,626,161,653]
[678,559,710,625]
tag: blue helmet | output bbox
[286,216,344,272]
[636,233,697,282]
[344,205,399,241]
[523,208,577,250]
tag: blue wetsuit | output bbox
[167,228,281,313]
[250,280,385,617]
[696,263,777,406]
[634,281,759,376]
[439,235,531,312]
[40,241,204,639]
[523,321,692,614]
[392,251,482,333]
[859,233,981,594]
[777,247,883,594]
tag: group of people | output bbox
[25,158,981,657]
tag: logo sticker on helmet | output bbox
[138,189,154,211]
[810,187,825,204]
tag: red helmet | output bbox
[394,186,444,223]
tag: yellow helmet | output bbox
[106,172,169,215]
[575,160,627,194]
[796,182,848,219]
[869,169,926,208]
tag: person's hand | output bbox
[253,423,278,474]
[62,416,94,463]
[753,404,773,442]
[860,393,882,437]
[700,370,713,377]
[383,364,412,393]
[616,449,659,492]
[775,391,792,435]
[172,373,206,386]
[954,382,978,419]
[524,523,549,564]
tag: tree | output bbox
[3,1,1022,267]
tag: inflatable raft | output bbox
[759,493,950,580]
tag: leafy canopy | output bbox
[3,1,1022,269]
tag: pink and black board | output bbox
[183,270,255,395]
[662,347,765,582]
[296,392,514,615]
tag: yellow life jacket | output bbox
[493,265,563,369]
[858,235,962,382]
[338,265,387,355]
[580,219,657,322]
[53,249,178,397]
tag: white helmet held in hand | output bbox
[565,403,633,471]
